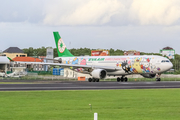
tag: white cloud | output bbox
[1,0,180,26]
[43,0,180,26]
[129,0,180,25]
[43,0,125,25]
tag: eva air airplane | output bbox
[52,32,173,82]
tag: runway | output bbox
[0,81,180,91]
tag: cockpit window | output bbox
[161,60,170,63]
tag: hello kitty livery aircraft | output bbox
[51,32,173,82]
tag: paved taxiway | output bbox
[0,81,180,91]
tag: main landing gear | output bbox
[117,76,128,82]
[88,78,99,82]
[156,78,161,81]
[156,73,161,81]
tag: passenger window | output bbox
[161,60,170,63]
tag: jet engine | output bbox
[54,58,62,63]
[141,74,156,78]
[91,69,107,79]
[58,58,62,63]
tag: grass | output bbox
[0,89,180,120]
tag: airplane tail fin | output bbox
[7,57,13,61]
[53,32,74,57]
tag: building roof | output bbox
[12,57,42,62]
[3,47,24,53]
[163,46,173,50]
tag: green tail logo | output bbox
[53,32,74,57]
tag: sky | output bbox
[0,0,180,54]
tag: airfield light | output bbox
[89,104,92,111]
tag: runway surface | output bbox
[0,81,180,91]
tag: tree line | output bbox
[23,47,180,71]
[22,47,180,59]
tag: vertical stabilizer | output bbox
[53,32,74,57]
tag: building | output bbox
[124,50,140,56]
[91,50,109,56]
[12,57,44,71]
[160,46,175,59]
[13,57,42,62]
[3,47,27,59]
[46,48,54,63]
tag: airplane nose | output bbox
[168,62,173,70]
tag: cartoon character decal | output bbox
[66,60,70,64]
[140,58,151,73]
[121,60,131,73]
[64,57,162,74]
[72,58,78,64]
[116,63,119,67]
[121,58,152,74]
[80,59,86,65]
[132,58,142,73]
[157,67,161,71]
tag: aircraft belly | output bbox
[107,70,128,76]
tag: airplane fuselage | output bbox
[54,55,173,76]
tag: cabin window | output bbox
[161,60,170,63]
[161,60,165,63]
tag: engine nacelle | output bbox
[54,58,62,63]
[58,58,62,63]
[141,74,156,78]
[91,69,107,79]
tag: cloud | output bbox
[0,0,45,23]
[129,0,180,25]
[1,0,180,26]
[43,0,125,25]
[43,0,180,26]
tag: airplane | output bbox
[52,32,173,82]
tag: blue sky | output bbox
[0,0,180,54]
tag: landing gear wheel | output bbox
[117,77,120,82]
[120,77,124,82]
[124,77,128,82]
[96,79,99,82]
[88,78,92,82]
[92,78,96,82]
[156,73,161,82]
[156,78,161,81]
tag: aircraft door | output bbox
[150,58,155,65]
[156,58,161,65]
[150,58,157,73]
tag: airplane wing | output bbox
[15,62,120,71]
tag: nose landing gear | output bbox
[156,73,161,81]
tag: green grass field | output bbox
[0,89,180,120]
